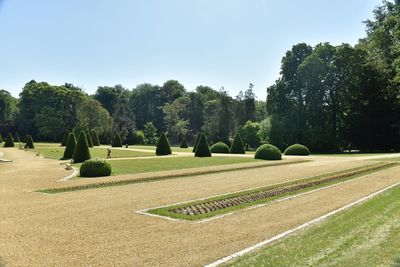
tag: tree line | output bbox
[1,1,399,152]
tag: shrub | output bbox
[210,142,230,154]
[254,144,282,160]
[128,130,145,145]
[63,133,76,159]
[61,131,69,146]
[156,132,172,156]
[0,133,3,143]
[14,132,20,143]
[3,133,14,147]
[230,133,245,154]
[80,159,112,177]
[91,130,100,146]
[192,132,202,152]
[195,133,211,157]
[112,134,123,147]
[25,135,35,149]
[284,144,310,156]
[180,137,189,148]
[86,131,93,148]
[72,131,91,163]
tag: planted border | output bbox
[37,160,309,194]
[147,162,398,220]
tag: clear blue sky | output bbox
[0,0,382,99]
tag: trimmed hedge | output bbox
[195,133,211,157]
[112,134,123,147]
[156,132,172,156]
[210,142,230,154]
[61,131,69,146]
[25,135,35,149]
[255,144,282,160]
[80,159,112,177]
[63,133,76,159]
[91,130,100,146]
[180,137,189,148]
[72,131,91,163]
[0,133,3,143]
[230,133,245,154]
[86,131,94,148]
[3,133,14,147]
[284,144,310,156]
[192,132,202,152]
[14,132,20,143]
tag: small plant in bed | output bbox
[80,159,112,177]
[285,143,310,156]
[254,144,282,160]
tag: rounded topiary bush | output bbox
[210,142,230,154]
[63,133,76,159]
[112,134,123,147]
[156,132,172,156]
[195,133,211,157]
[80,159,112,177]
[3,133,15,148]
[61,131,69,146]
[230,133,245,154]
[25,135,35,149]
[180,138,188,148]
[91,130,100,146]
[254,144,282,160]
[284,144,310,156]
[72,131,91,163]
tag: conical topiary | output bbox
[63,133,76,159]
[192,132,202,152]
[14,132,20,143]
[180,137,188,148]
[195,133,211,157]
[156,132,172,156]
[25,135,35,149]
[72,131,91,163]
[91,130,100,146]
[230,133,245,154]
[61,131,69,146]
[86,131,93,148]
[112,134,123,147]
[0,133,3,143]
[3,133,15,147]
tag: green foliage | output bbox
[0,133,3,143]
[162,97,189,144]
[239,120,262,148]
[210,142,230,154]
[86,131,93,147]
[61,131,69,146]
[3,133,14,147]
[180,137,189,148]
[230,133,245,154]
[63,133,76,159]
[195,133,211,157]
[0,89,17,123]
[156,132,172,156]
[91,130,100,146]
[72,131,91,163]
[143,122,157,144]
[192,132,202,152]
[14,132,20,143]
[255,144,282,160]
[128,130,145,145]
[25,135,34,149]
[112,134,123,147]
[80,159,112,177]
[284,144,310,156]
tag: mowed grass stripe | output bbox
[147,162,398,221]
[226,179,400,266]
[37,160,309,194]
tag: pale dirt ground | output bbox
[1,148,400,266]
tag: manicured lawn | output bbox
[226,185,400,267]
[108,156,257,175]
[33,146,153,159]
[131,145,193,153]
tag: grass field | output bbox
[104,156,258,175]
[33,146,154,159]
[227,184,400,267]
